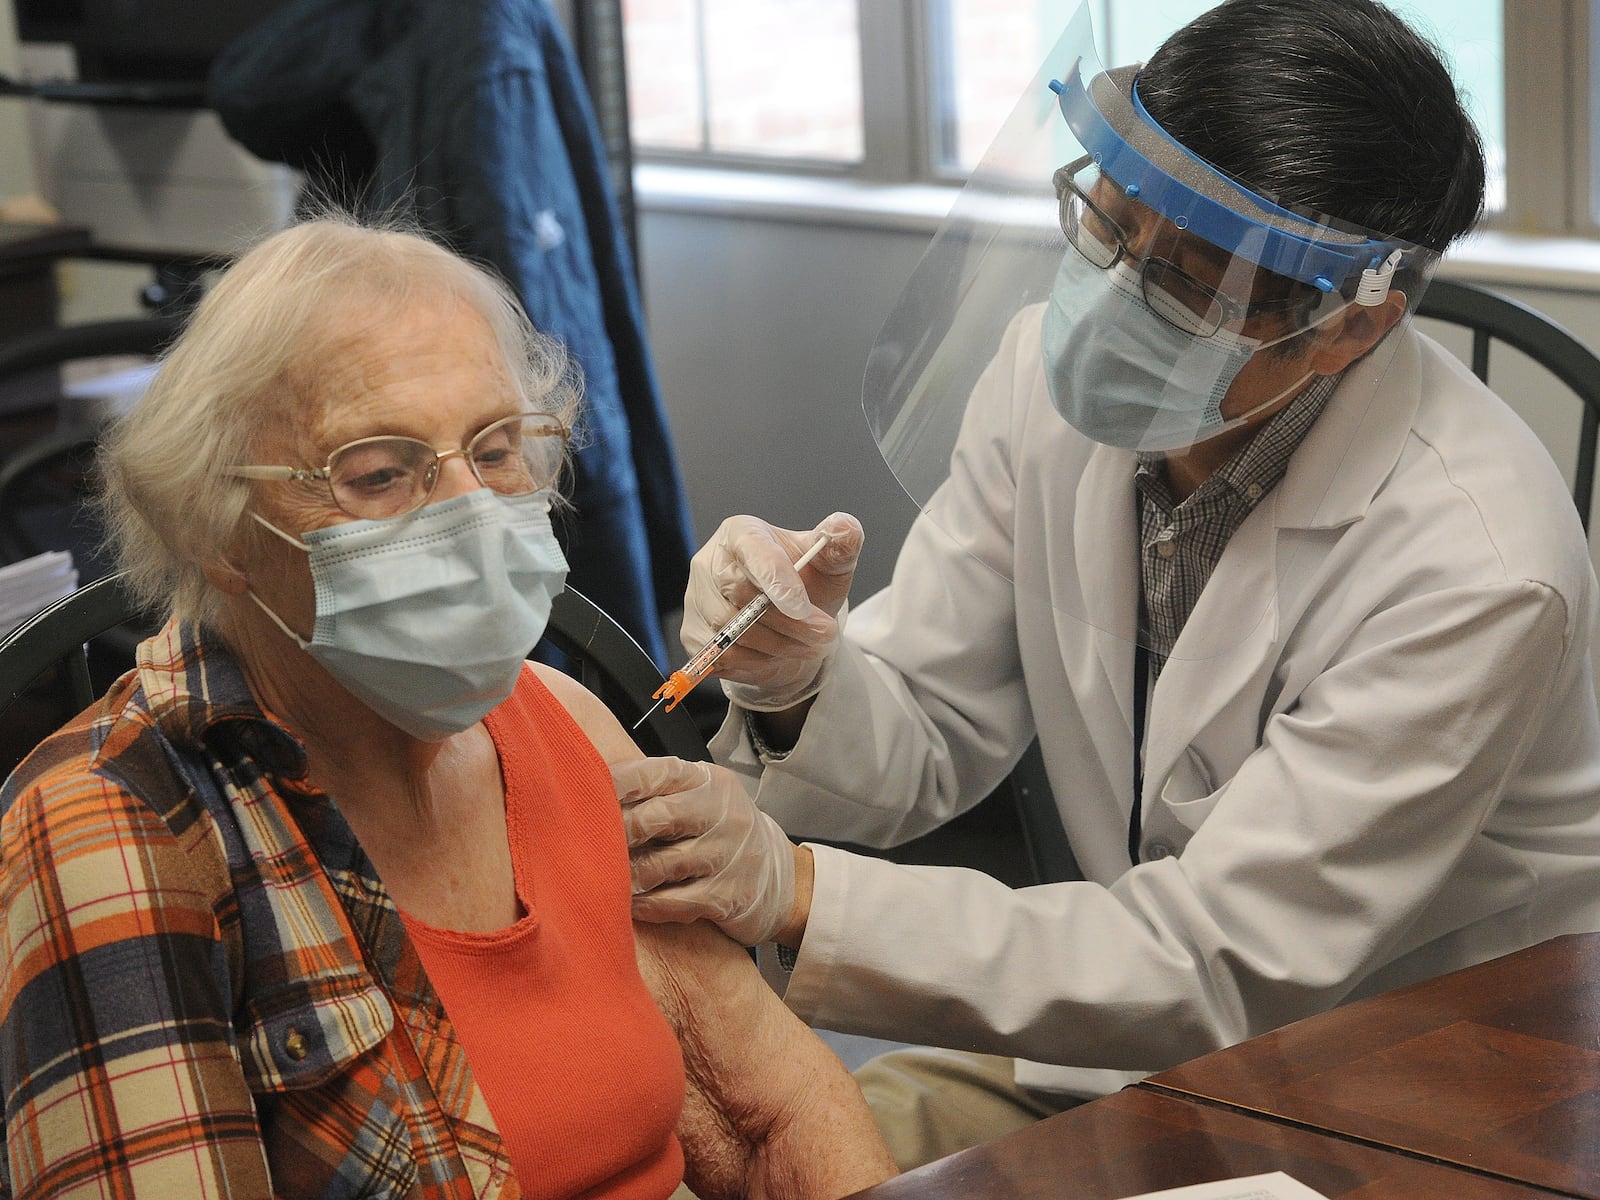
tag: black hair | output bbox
[1137,0,1485,253]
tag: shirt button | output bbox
[284,1028,309,1061]
[1244,483,1264,501]
[1156,540,1177,559]
[1145,840,1175,861]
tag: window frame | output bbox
[628,1,1595,238]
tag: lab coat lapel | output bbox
[1143,511,1279,799]
[1072,443,1140,738]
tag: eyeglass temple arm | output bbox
[226,466,324,481]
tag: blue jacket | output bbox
[208,0,694,669]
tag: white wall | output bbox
[0,1,33,201]
[639,208,929,599]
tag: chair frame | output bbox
[1416,278,1600,531]
[0,427,104,565]
[0,573,708,768]
[0,316,184,381]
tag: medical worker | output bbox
[617,0,1600,1168]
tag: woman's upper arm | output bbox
[633,920,896,1200]
[530,661,646,766]
[0,773,271,1197]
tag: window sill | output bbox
[636,164,1600,293]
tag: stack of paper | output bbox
[0,551,78,641]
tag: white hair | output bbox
[99,214,582,627]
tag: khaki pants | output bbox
[854,1047,1079,1171]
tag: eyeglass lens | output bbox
[1058,164,1248,337]
[327,413,565,519]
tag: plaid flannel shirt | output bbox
[0,621,518,1199]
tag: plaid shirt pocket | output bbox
[240,972,395,1092]
[243,976,433,1197]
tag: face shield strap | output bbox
[1049,62,1410,303]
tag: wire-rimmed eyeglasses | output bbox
[227,411,571,520]
[1053,156,1315,338]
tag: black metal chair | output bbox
[1416,278,1600,532]
[0,316,183,390]
[0,316,183,577]
[0,316,182,456]
[0,572,707,781]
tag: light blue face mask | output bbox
[1040,251,1317,452]
[248,488,569,741]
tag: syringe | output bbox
[633,532,832,730]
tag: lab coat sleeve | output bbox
[783,576,1572,1074]
[710,311,1048,846]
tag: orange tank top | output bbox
[400,670,685,1200]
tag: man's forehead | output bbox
[1093,173,1231,265]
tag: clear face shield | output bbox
[861,1,1441,653]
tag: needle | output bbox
[633,531,832,730]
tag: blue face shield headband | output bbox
[1048,61,1413,300]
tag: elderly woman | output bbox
[0,219,897,1199]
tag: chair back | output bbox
[0,572,148,779]
[1416,278,1600,531]
[0,428,106,569]
[0,574,706,782]
[0,316,182,576]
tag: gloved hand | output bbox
[614,756,796,947]
[681,512,864,712]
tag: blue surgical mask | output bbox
[1040,252,1315,452]
[247,488,569,741]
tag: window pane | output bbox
[937,0,1079,172]
[936,0,1507,216]
[703,0,861,160]
[624,0,863,163]
[1401,1,1505,214]
[622,0,705,152]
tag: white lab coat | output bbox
[713,308,1600,1099]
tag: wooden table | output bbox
[1146,933,1600,1198]
[851,1086,1567,1198]
[849,934,1600,1199]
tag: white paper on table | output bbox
[1120,1172,1330,1200]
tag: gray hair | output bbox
[98,214,582,627]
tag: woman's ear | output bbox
[1308,291,1408,375]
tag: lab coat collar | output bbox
[1272,325,1423,531]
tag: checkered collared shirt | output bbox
[1135,374,1340,675]
[0,621,517,1198]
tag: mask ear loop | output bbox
[247,591,313,650]
[251,511,311,551]
[244,512,313,648]
[1201,268,1380,442]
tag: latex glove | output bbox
[615,756,796,947]
[680,512,864,712]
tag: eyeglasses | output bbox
[1053,157,1314,338]
[228,411,570,520]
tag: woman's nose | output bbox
[432,449,482,500]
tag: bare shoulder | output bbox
[527,661,641,766]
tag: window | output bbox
[622,0,863,163]
[623,3,1589,236]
